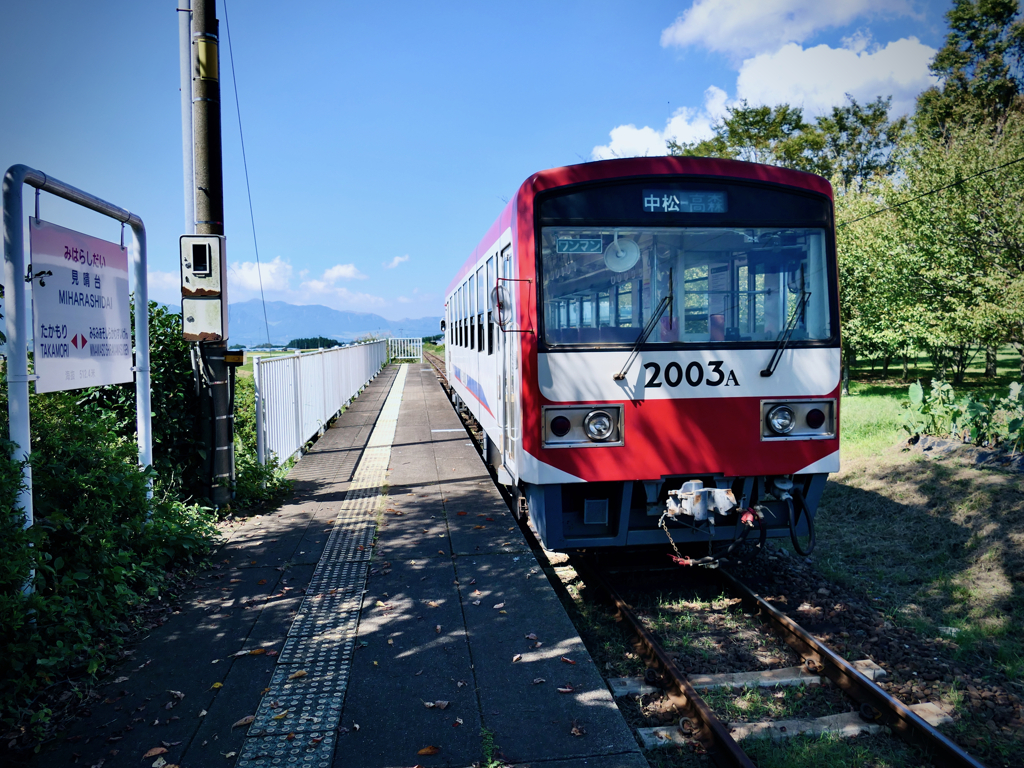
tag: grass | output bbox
[742,732,924,768]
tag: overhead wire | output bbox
[222,0,272,346]
[837,153,1024,228]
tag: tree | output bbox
[893,112,1024,379]
[286,336,341,349]
[668,96,904,186]
[816,96,906,192]
[669,101,817,169]
[916,0,1024,137]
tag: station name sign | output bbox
[29,218,133,393]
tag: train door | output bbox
[499,245,518,480]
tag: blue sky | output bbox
[0,1,951,323]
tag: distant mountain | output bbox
[220,299,442,347]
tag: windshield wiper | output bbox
[760,290,810,378]
[614,283,672,381]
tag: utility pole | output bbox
[188,0,233,506]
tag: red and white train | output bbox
[444,156,839,559]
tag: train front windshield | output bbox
[540,227,833,346]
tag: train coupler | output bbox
[664,480,737,520]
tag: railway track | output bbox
[418,350,989,767]
[573,559,987,767]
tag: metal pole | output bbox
[178,1,194,236]
[254,355,265,466]
[191,0,232,505]
[3,164,153,585]
[293,350,302,454]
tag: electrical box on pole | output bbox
[180,234,228,341]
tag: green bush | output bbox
[0,389,220,743]
[78,301,204,499]
[232,375,291,508]
[903,379,1024,449]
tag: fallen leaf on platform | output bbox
[249,648,266,655]
[457,511,467,516]
[288,670,307,680]
[477,514,486,517]
[499,610,507,614]
[257,579,267,585]
[557,685,575,693]
[417,746,440,756]
[534,642,543,648]
[113,676,129,684]
[232,650,250,657]
[143,747,168,759]
[231,715,255,729]
[525,633,537,640]
[512,654,522,663]
[435,625,442,634]
[229,579,242,583]
[472,589,482,596]
[198,709,207,718]
[272,710,290,720]
[415,669,423,676]
[327,520,335,524]
[560,656,576,665]
[387,639,394,645]
[210,682,223,690]
[310,737,323,744]
[168,690,184,701]
[353,723,360,731]
[437,550,445,555]
[454,717,463,726]
[436,701,450,709]
[222,753,237,759]
[493,602,504,609]
[472,600,481,606]
[533,678,546,684]
[571,723,586,737]
[469,578,476,585]
[485,518,494,521]
[473,525,485,530]
[427,601,440,608]
[286,733,295,741]
[152,759,167,768]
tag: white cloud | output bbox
[661,0,916,58]
[226,256,387,309]
[322,263,367,281]
[591,86,729,160]
[384,254,410,269]
[736,37,937,116]
[397,295,412,304]
[230,255,293,292]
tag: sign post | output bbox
[29,218,133,393]
[3,164,152,596]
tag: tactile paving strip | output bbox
[250,666,349,735]
[238,365,408,763]
[279,633,355,666]
[236,731,335,767]
[287,603,360,639]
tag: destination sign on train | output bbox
[643,190,727,213]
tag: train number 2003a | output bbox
[644,361,740,388]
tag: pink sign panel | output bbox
[29,218,133,393]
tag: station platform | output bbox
[33,362,646,768]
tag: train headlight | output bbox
[583,410,614,441]
[766,405,796,435]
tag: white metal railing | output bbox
[388,337,423,362]
[254,340,387,465]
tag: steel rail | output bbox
[719,569,988,768]
[575,558,756,768]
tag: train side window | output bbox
[468,274,476,350]
[486,256,495,355]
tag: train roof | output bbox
[446,156,833,296]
